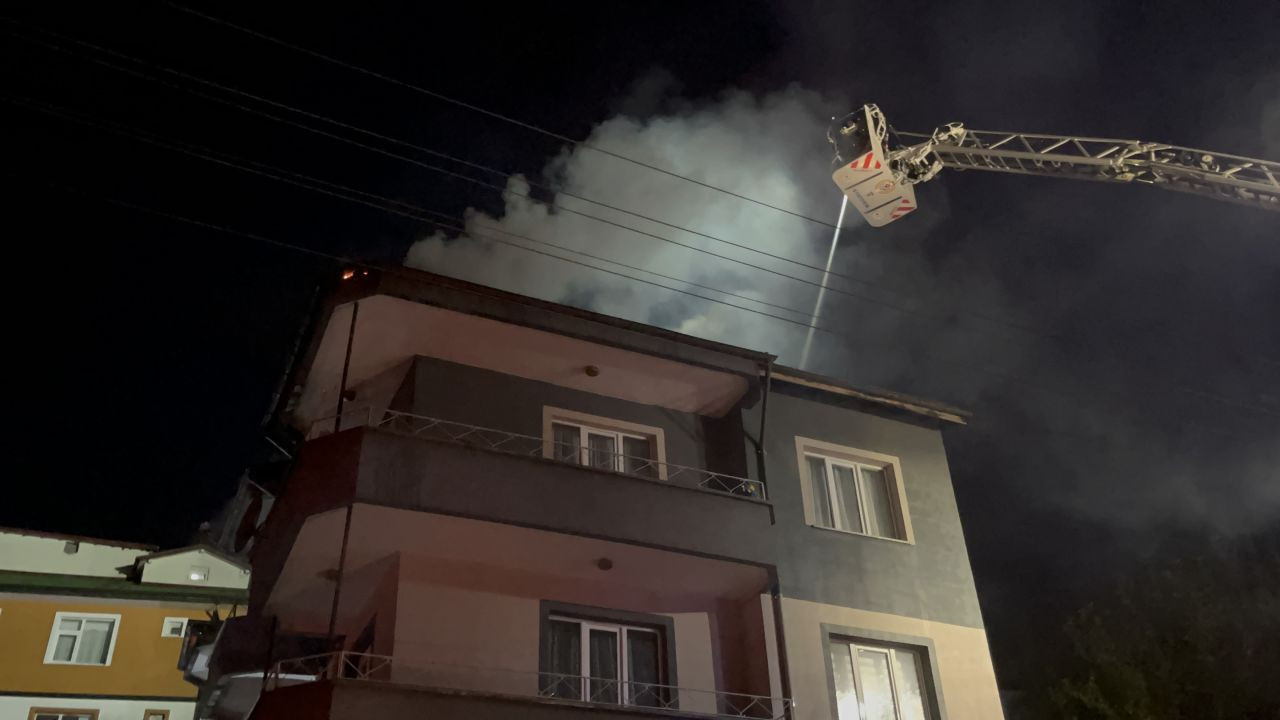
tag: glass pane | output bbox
[59,618,82,632]
[589,628,620,704]
[622,436,655,478]
[587,433,617,471]
[807,456,833,527]
[893,649,929,720]
[76,619,114,664]
[552,423,582,464]
[857,648,897,720]
[627,629,661,707]
[53,634,76,661]
[34,715,59,720]
[860,466,898,539]
[832,464,864,533]
[829,642,860,720]
[545,620,582,700]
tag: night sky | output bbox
[4,0,1278,692]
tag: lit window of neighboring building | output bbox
[43,613,120,666]
[29,710,99,720]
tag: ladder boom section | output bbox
[897,129,1280,211]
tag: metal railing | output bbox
[267,651,791,719]
[308,406,766,499]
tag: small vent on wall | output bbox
[63,540,79,554]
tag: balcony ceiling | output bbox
[296,295,752,426]
[268,505,771,631]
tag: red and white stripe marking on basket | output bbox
[850,152,882,170]
[890,198,914,219]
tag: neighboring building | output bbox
[194,268,1004,720]
[0,527,250,720]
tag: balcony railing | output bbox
[267,652,791,720]
[307,407,766,499]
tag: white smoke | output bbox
[405,86,860,363]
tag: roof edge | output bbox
[0,526,158,551]
[771,366,970,425]
[135,544,250,571]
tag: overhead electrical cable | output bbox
[7,93,1276,425]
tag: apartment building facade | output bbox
[0,528,250,720]
[194,268,1002,720]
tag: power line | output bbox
[7,25,1059,345]
[10,25,1276,414]
[1,94,833,334]
[162,1,844,232]
[33,13,1274,387]
[8,94,1276,427]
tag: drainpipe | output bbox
[756,360,773,497]
[770,580,794,720]
[334,301,360,434]
[326,504,355,646]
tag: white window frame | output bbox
[542,406,667,480]
[796,437,914,544]
[161,617,189,638]
[43,611,122,666]
[830,639,933,720]
[549,615,664,706]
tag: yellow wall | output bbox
[0,595,228,698]
[781,597,1004,720]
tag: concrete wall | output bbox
[0,531,143,577]
[666,612,717,714]
[0,696,196,720]
[139,549,250,590]
[407,356,748,476]
[390,580,720,708]
[354,430,775,566]
[392,580,543,696]
[743,384,985,629]
[779,597,1003,720]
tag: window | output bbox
[543,407,665,480]
[797,438,912,542]
[188,566,209,582]
[543,616,666,707]
[143,711,169,720]
[161,617,188,638]
[43,613,120,666]
[829,640,932,720]
[29,709,98,720]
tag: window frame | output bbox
[795,437,914,544]
[43,611,122,666]
[827,638,934,720]
[142,711,170,720]
[538,601,678,707]
[161,617,189,638]
[28,708,100,720]
[548,615,665,706]
[542,406,668,480]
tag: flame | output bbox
[342,270,355,280]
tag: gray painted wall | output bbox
[354,430,777,566]
[742,384,986,629]
[405,355,748,476]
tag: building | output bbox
[194,267,1003,720]
[0,527,250,720]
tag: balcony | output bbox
[261,652,791,720]
[278,409,776,567]
[309,408,765,498]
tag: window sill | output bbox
[808,522,914,546]
[44,660,112,667]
